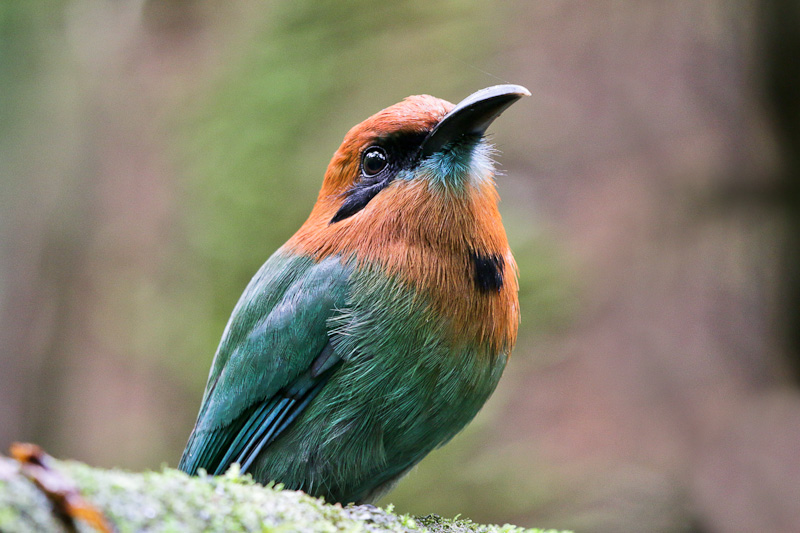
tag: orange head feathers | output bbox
[318,94,452,197]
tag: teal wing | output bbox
[179,252,351,476]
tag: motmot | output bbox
[179,85,529,504]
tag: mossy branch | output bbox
[0,455,567,533]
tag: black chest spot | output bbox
[471,252,504,292]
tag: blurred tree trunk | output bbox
[761,0,800,379]
[0,0,252,466]
[0,0,85,457]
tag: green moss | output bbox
[416,514,565,533]
[0,458,65,531]
[0,458,570,532]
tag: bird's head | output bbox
[316,85,530,224]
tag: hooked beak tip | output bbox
[421,84,530,158]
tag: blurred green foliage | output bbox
[1,1,65,201]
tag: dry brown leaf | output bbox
[11,442,113,533]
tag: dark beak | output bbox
[420,84,530,158]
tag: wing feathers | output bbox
[237,356,339,473]
[193,343,342,477]
[178,254,352,478]
[212,400,274,475]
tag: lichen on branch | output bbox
[0,455,567,533]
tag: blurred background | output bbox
[2,1,799,531]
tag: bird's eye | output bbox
[361,146,388,177]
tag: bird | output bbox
[179,84,529,504]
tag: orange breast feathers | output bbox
[285,96,519,354]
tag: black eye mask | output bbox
[330,131,428,224]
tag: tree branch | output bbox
[0,455,566,533]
